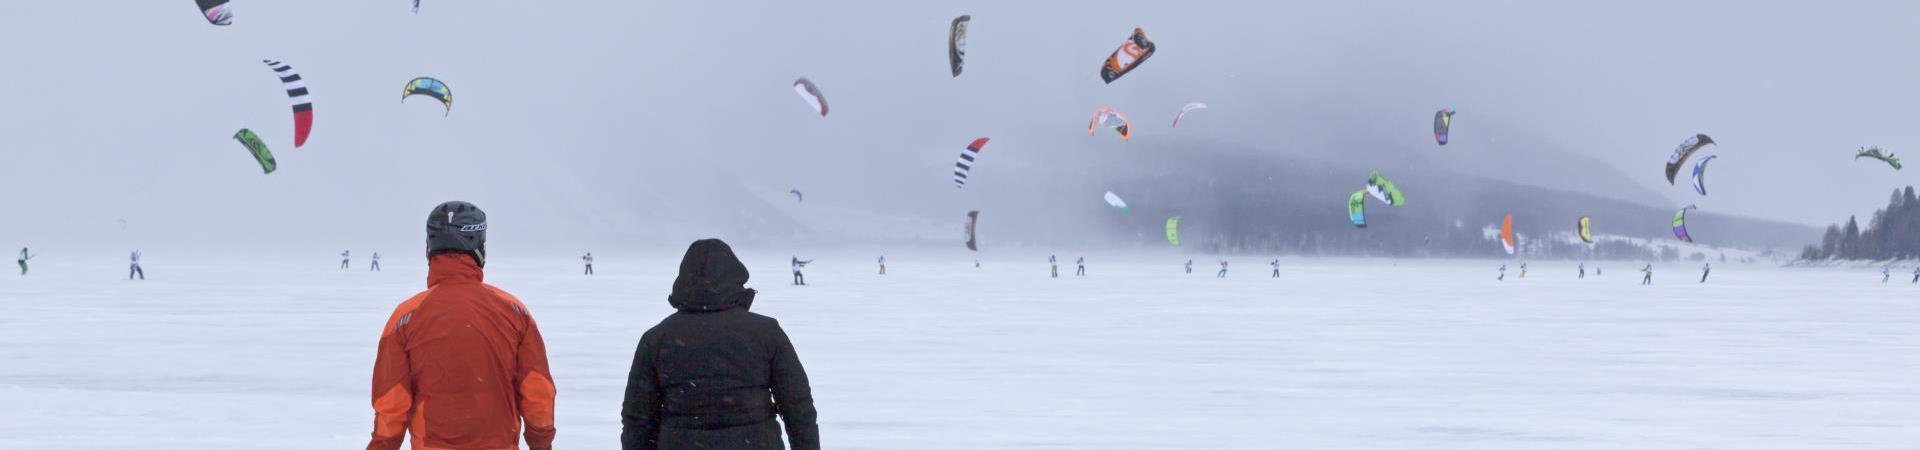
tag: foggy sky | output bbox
[2,1,1915,256]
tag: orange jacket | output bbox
[368,253,556,450]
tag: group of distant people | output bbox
[15,247,144,280]
[1880,264,1920,283]
[339,250,382,272]
[1037,257,1256,278]
[1493,261,1920,285]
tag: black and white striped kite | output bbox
[263,60,313,148]
[953,137,989,188]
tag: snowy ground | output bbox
[2,254,1916,449]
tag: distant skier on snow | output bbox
[370,252,382,272]
[1216,260,1229,278]
[1049,255,1059,279]
[1270,259,1280,278]
[1912,266,1919,284]
[129,250,144,280]
[339,250,351,270]
[1497,264,1506,281]
[1184,259,1193,274]
[1881,264,1892,283]
[1076,257,1086,276]
[1519,262,1528,278]
[1578,263,1586,279]
[791,256,813,286]
[1700,262,1710,283]
[877,255,886,275]
[1641,264,1653,285]
[582,252,594,275]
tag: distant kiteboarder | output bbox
[1184,259,1193,274]
[1076,257,1086,276]
[1519,262,1528,278]
[791,256,813,286]
[1579,263,1586,279]
[1700,263,1710,283]
[1497,264,1507,281]
[1882,264,1892,283]
[370,252,382,272]
[1050,255,1059,279]
[582,252,594,275]
[339,250,351,270]
[877,255,886,275]
[1217,260,1229,278]
[1270,259,1280,278]
[16,247,31,275]
[129,250,145,280]
[1641,265,1654,285]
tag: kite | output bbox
[1103,191,1128,212]
[264,60,313,148]
[1365,171,1405,206]
[792,78,828,117]
[195,0,232,26]
[1577,215,1594,244]
[1165,216,1181,246]
[402,77,453,115]
[789,189,803,203]
[953,137,989,188]
[948,15,970,77]
[233,128,276,174]
[965,210,980,251]
[1172,102,1207,128]
[1690,155,1717,196]
[1348,190,1367,228]
[1088,106,1132,141]
[1500,214,1516,255]
[1856,147,1902,170]
[1663,134,1715,184]
[1434,109,1454,146]
[1099,28,1156,84]
[1673,204,1697,243]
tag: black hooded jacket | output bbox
[623,239,819,450]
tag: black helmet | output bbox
[426,201,487,266]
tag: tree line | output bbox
[1801,186,1920,261]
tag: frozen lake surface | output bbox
[2,255,1915,449]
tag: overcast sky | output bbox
[2,1,1914,255]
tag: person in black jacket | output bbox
[623,239,819,450]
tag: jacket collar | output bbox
[427,253,484,287]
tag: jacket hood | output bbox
[668,239,755,312]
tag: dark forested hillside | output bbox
[1800,187,1920,261]
[1092,141,1818,259]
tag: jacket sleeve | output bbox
[367,301,421,450]
[620,332,662,450]
[515,312,558,450]
[768,321,820,450]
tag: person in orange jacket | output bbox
[367,201,556,450]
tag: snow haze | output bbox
[3,1,1916,255]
